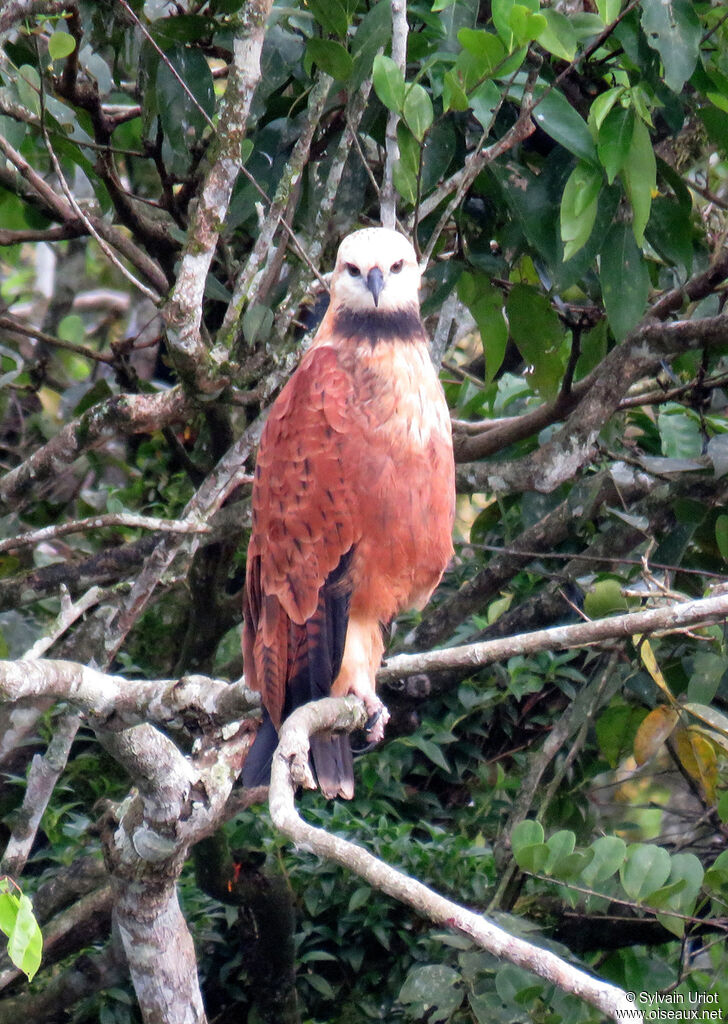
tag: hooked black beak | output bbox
[366,266,384,307]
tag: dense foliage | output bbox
[0,0,727,1021]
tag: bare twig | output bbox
[268,697,642,1024]
[0,513,211,557]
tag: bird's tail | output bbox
[242,711,355,799]
[242,710,279,788]
[310,733,354,800]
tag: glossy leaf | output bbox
[48,30,76,60]
[403,83,434,141]
[532,88,598,165]
[305,39,353,81]
[536,10,577,61]
[560,161,602,260]
[307,0,349,37]
[0,889,42,982]
[716,515,728,561]
[620,844,671,901]
[598,106,634,184]
[621,116,656,245]
[599,220,649,340]
[457,28,505,74]
[589,87,624,132]
[399,965,464,1021]
[583,578,628,619]
[505,284,566,397]
[511,819,544,852]
[641,0,701,94]
[372,54,405,113]
[580,836,627,886]
[469,80,501,133]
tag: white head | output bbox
[330,228,421,313]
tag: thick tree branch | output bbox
[380,586,728,684]
[0,659,259,730]
[460,313,728,494]
[268,698,641,1024]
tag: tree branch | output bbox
[163,0,276,392]
[459,313,728,494]
[380,586,728,684]
[380,0,408,230]
[268,697,641,1024]
[0,387,191,513]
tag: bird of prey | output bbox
[242,227,455,798]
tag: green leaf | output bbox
[470,80,501,133]
[511,6,546,47]
[48,30,76,60]
[620,844,671,901]
[657,405,702,460]
[656,853,704,938]
[621,116,656,245]
[536,10,577,61]
[443,69,469,112]
[511,819,544,853]
[305,38,352,81]
[598,106,634,184]
[16,65,41,116]
[492,0,539,48]
[716,515,728,562]
[596,0,620,22]
[393,124,419,204]
[58,314,85,344]
[458,273,508,382]
[589,87,624,133]
[156,46,215,175]
[544,830,576,874]
[457,28,505,73]
[306,0,349,37]
[242,303,273,346]
[560,161,602,260]
[505,284,566,397]
[399,965,464,1021]
[599,220,649,340]
[532,88,597,165]
[641,0,701,94]
[0,891,42,982]
[683,703,728,742]
[596,704,646,768]
[350,0,391,89]
[372,54,405,113]
[645,195,693,274]
[403,83,433,141]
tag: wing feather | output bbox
[244,346,362,729]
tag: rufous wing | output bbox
[242,346,362,788]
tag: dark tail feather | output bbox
[242,710,279,788]
[310,733,354,800]
[243,713,355,799]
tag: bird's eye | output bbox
[346,263,360,277]
[390,260,403,274]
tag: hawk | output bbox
[242,227,455,798]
